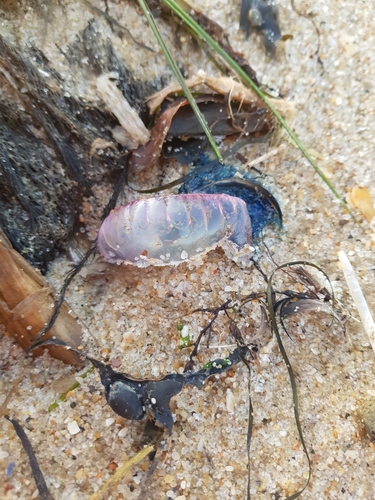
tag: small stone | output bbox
[105,417,115,426]
[75,468,85,480]
[118,427,127,437]
[345,449,359,460]
[95,442,103,453]
[181,325,189,338]
[108,461,118,471]
[67,421,81,435]
[111,358,121,368]
[226,388,235,413]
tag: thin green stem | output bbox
[137,0,223,162]
[48,366,95,412]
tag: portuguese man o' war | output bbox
[98,193,253,267]
[179,154,282,237]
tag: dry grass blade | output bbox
[339,251,375,353]
[88,445,154,500]
[0,378,22,418]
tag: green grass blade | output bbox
[48,366,95,412]
[162,0,356,220]
[137,0,223,162]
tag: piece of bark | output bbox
[0,229,82,365]
[128,98,188,181]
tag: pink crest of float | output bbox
[98,193,252,267]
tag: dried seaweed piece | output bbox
[279,298,333,321]
[167,97,272,138]
[90,347,247,432]
[130,75,278,184]
[129,90,273,183]
[31,338,248,432]
[240,0,281,53]
[0,229,82,365]
[4,416,54,500]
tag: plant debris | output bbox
[339,251,375,354]
[146,0,259,83]
[88,445,155,500]
[129,86,276,186]
[4,415,53,500]
[31,337,249,433]
[96,74,150,149]
[0,30,150,270]
[348,185,375,222]
[0,229,82,364]
[146,71,281,114]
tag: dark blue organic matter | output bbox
[240,0,281,53]
[179,155,282,239]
